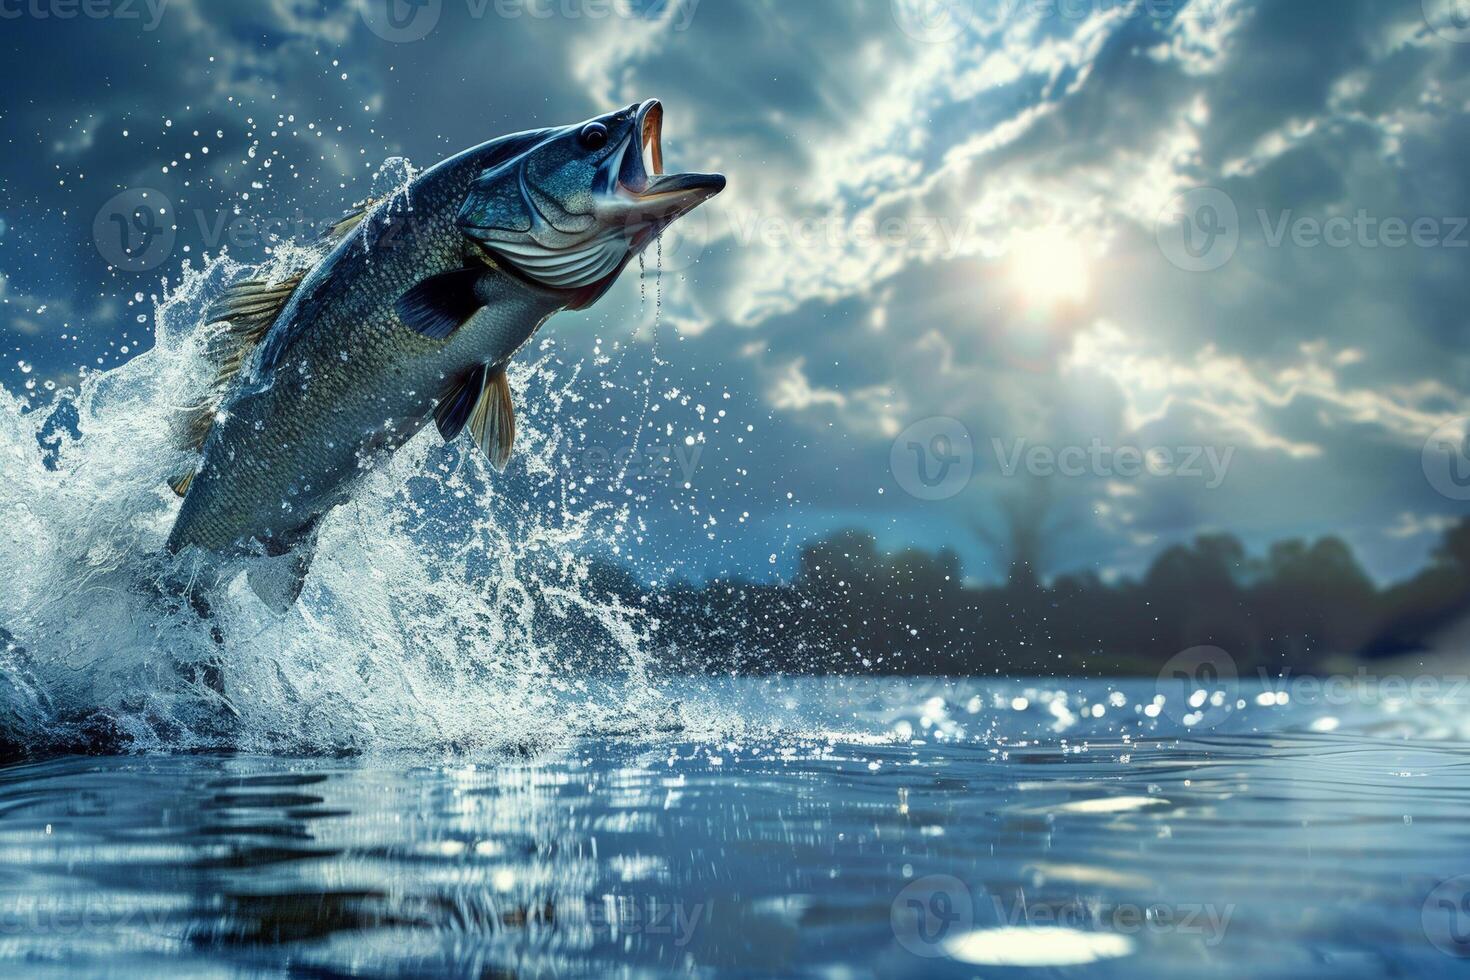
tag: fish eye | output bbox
[579,122,609,151]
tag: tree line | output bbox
[579,517,1470,676]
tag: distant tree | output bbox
[1435,518,1470,574]
[797,529,880,587]
[594,513,1470,676]
[972,478,1072,591]
[1363,517,1470,658]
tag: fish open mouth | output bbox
[641,99,664,181]
[618,99,725,216]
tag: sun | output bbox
[1006,228,1092,314]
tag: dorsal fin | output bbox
[323,197,380,241]
[170,271,307,467]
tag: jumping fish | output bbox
[165,100,724,609]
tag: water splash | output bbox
[353,157,418,258]
[0,236,682,759]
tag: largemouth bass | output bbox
[165,100,724,609]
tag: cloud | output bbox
[3,0,1468,582]
[1385,511,1459,540]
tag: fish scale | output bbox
[169,144,564,558]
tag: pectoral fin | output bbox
[434,363,487,443]
[433,363,516,470]
[395,268,486,340]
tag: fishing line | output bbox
[613,236,662,491]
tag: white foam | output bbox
[0,235,674,756]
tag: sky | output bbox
[1,0,1468,586]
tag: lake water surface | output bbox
[1,676,1468,978]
